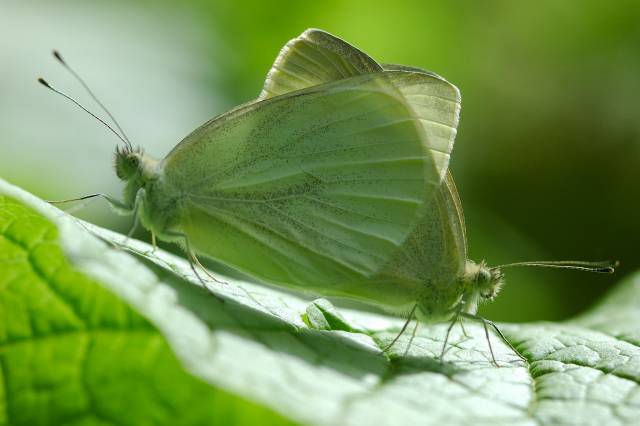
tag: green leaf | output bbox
[1,177,638,425]
[0,181,297,426]
[302,299,363,333]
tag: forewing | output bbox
[161,72,459,286]
[259,28,382,100]
[385,62,467,261]
[263,34,461,184]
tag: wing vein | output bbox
[303,195,407,225]
[262,203,388,264]
[402,92,460,103]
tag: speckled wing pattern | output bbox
[259,29,470,310]
[161,72,459,289]
[158,30,463,299]
[261,29,460,184]
[376,171,466,286]
[259,29,467,277]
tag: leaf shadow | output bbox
[135,254,472,383]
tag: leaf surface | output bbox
[1,178,637,425]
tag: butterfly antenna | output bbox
[493,260,618,274]
[37,77,132,150]
[52,50,133,149]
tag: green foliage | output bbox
[1,178,638,425]
[0,182,296,426]
[303,299,362,333]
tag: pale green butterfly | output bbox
[39,30,460,293]
[249,29,616,364]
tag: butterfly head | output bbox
[114,146,145,181]
[463,260,504,305]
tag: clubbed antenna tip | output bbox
[52,50,66,65]
[38,77,51,88]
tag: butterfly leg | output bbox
[151,232,157,252]
[455,300,469,337]
[402,319,421,357]
[126,216,139,239]
[458,316,469,337]
[439,309,461,363]
[48,192,133,215]
[163,231,227,297]
[460,312,527,366]
[382,303,418,352]
[48,192,137,251]
[481,318,498,367]
[125,189,146,242]
[189,250,227,287]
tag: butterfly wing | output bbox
[381,63,443,79]
[233,30,467,311]
[259,28,382,100]
[261,30,461,185]
[258,34,470,310]
[383,62,467,258]
[160,71,460,291]
[373,64,468,316]
[260,32,469,285]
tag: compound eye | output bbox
[479,269,491,284]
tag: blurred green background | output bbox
[2,0,638,322]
